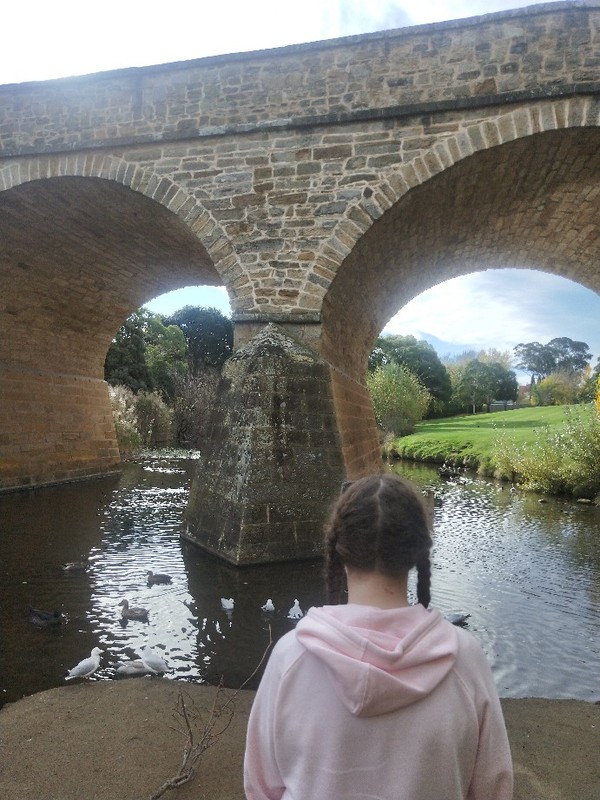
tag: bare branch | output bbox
[147,626,273,800]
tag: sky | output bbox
[2,0,599,373]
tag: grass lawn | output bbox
[389,405,572,474]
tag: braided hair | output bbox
[325,474,432,607]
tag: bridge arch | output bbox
[0,153,244,294]
[321,118,600,478]
[0,168,242,490]
[317,95,600,316]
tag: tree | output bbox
[104,310,153,392]
[368,335,451,408]
[487,362,519,405]
[455,359,518,414]
[166,306,233,374]
[366,363,431,436]
[456,360,493,414]
[546,337,592,376]
[513,341,555,384]
[476,348,514,370]
[514,337,592,384]
[443,350,479,366]
[171,370,221,447]
[578,359,600,403]
[144,315,188,402]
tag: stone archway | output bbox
[320,126,600,481]
[0,175,222,489]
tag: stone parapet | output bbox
[2,4,600,156]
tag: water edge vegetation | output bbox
[386,404,600,500]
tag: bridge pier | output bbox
[183,322,381,565]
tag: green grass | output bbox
[388,406,571,475]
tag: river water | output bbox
[0,455,598,708]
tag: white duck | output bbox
[65,647,102,680]
[261,599,275,612]
[287,599,303,619]
[137,645,169,674]
[116,659,154,676]
[221,597,234,611]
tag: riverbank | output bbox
[0,679,598,800]
[386,405,600,501]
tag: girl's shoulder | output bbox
[264,627,309,676]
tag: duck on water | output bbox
[118,599,149,622]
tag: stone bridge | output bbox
[1,1,599,563]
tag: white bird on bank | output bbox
[65,647,102,680]
[288,599,303,619]
[116,659,154,676]
[221,597,234,611]
[261,599,275,612]
[137,645,169,674]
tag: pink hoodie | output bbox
[244,603,513,800]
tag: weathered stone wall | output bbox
[184,325,344,564]
[0,367,119,489]
[1,2,599,155]
[3,4,600,322]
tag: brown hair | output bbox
[325,473,432,607]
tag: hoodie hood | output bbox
[294,604,458,717]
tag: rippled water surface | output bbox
[0,456,598,707]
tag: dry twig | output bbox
[147,626,273,800]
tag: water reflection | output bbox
[0,457,598,708]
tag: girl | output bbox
[244,473,513,800]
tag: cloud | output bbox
[144,270,600,375]
[384,270,600,363]
[397,0,546,26]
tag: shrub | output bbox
[172,370,221,448]
[367,363,431,437]
[531,372,578,406]
[108,385,173,453]
[134,391,173,447]
[108,385,141,455]
[492,404,600,497]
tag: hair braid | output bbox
[325,528,345,604]
[416,554,431,608]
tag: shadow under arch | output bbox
[0,175,224,375]
[0,175,228,489]
[321,125,600,476]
